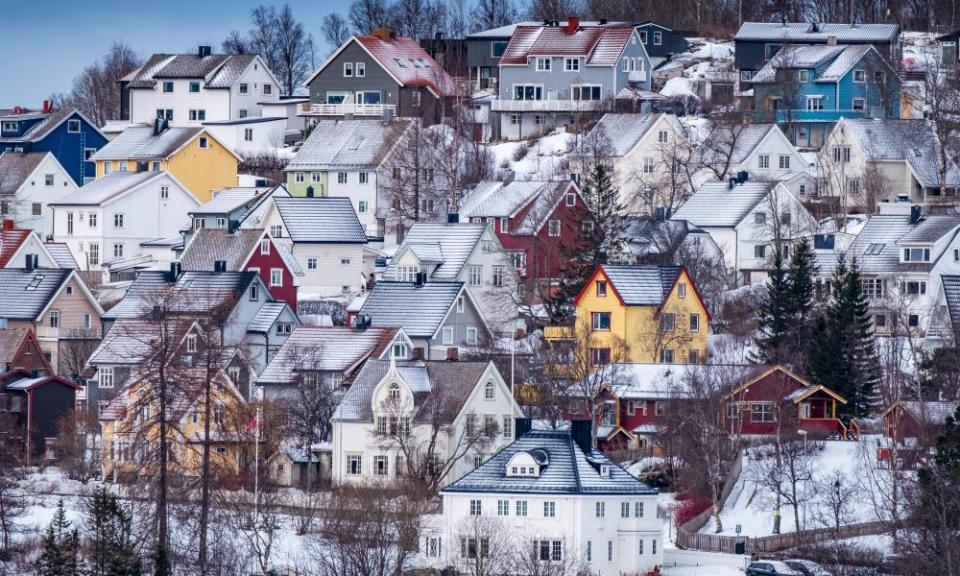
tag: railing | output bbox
[491,99,607,112]
[677,520,892,554]
[607,447,653,463]
[298,102,397,116]
[543,325,574,341]
[628,70,648,83]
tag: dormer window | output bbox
[902,247,931,262]
[506,450,548,477]
[600,465,610,477]
[389,382,400,400]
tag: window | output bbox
[470,499,482,516]
[798,69,810,82]
[779,155,791,169]
[833,145,851,163]
[249,284,260,301]
[270,225,283,238]
[543,501,556,517]
[113,243,124,259]
[643,157,655,174]
[499,217,509,233]
[660,313,676,332]
[114,213,124,228]
[468,265,482,286]
[908,314,920,327]
[596,501,605,518]
[587,541,592,562]
[874,70,884,83]
[239,83,249,94]
[536,57,552,71]
[84,148,96,161]
[88,243,99,266]
[198,136,209,149]
[652,539,657,555]
[590,347,610,366]
[214,217,227,229]
[442,327,454,345]
[513,85,543,100]
[460,537,490,559]
[263,84,272,95]
[491,41,507,57]
[639,538,644,554]
[186,334,198,353]
[503,416,513,438]
[498,499,509,516]
[344,62,354,77]
[754,244,767,259]
[270,269,283,287]
[276,322,292,335]
[621,502,630,518]
[572,85,602,100]
[662,348,674,363]
[903,248,931,262]
[751,402,775,422]
[658,129,669,143]
[373,455,388,476]
[861,277,884,298]
[162,81,174,93]
[635,501,644,518]
[32,203,41,216]
[806,96,824,111]
[564,57,581,71]
[426,537,442,558]
[346,454,362,475]
[514,500,528,516]
[690,313,700,332]
[160,185,169,199]
[356,62,365,77]
[900,280,927,295]
[510,113,520,125]
[492,265,504,287]
[244,128,253,142]
[508,251,526,272]
[639,30,648,43]
[653,30,662,45]
[48,310,60,328]
[608,541,613,561]
[67,212,74,235]
[548,220,561,237]
[853,69,866,82]
[852,97,866,112]
[341,257,351,265]
[592,312,611,331]
[758,155,770,169]
[99,367,114,389]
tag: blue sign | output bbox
[735,524,742,535]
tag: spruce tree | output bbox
[752,249,790,364]
[84,487,142,576]
[36,500,79,576]
[782,238,818,369]
[807,258,848,404]
[842,258,881,416]
[913,404,960,573]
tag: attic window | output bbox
[600,464,610,477]
[67,120,81,133]
[394,58,408,68]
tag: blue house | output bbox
[749,44,900,149]
[0,108,107,186]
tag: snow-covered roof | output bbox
[598,265,682,306]
[285,119,411,171]
[49,172,165,207]
[846,213,960,275]
[751,44,881,84]
[894,401,959,426]
[0,151,46,194]
[87,318,195,366]
[443,428,657,495]
[499,24,637,67]
[672,181,776,227]
[91,126,204,161]
[257,326,400,385]
[272,197,367,244]
[0,269,72,320]
[735,21,899,43]
[357,281,465,338]
[392,222,487,281]
[128,53,262,89]
[179,229,264,272]
[192,186,274,215]
[103,270,261,320]
[584,113,681,157]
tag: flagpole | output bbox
[254,405,261,522]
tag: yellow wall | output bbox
[94,132,238,203]
[574,268,710,363]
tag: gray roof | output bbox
[848,214,960,275]
[393,223,486,281]
[332,359,491,423]
[600,265,682,306]
[838,119,960,188]
[752,44,880,84]
[128,53,258,89]
[818,45,873,82]
[943,275,960,330]
[0,269,71,320]
[586,113,668,157]
[693,123,777,165]
[179,229,264,272]
[443,428,657,495]
[672,181,775,227]
[734,21,899,43]
[272,197,367,243]
[610,363,761,399]
[43,243,79,270]
[358,281,463,338]
[0,152,47,195]
[459,180,575,236]
[897,401,959,426]
[623,218,708,259]
[257,326,400,384]
[466,20,630,39]
[0,109,97,144]
[192,187,274,216]
[285,119,411,171]
[104,270,260,320]
[247,302,289,333]
[91,126,203,161]
[87,318,195,366]
[50,172,163,206]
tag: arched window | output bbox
[389,382,400,400]
[484,381,495,400]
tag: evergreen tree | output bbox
[913,404,960,573]
[786,239,817,329]
[36,500,79,576]
[842,259,881,416]
[752,249,790,364]
[84,487,142,576]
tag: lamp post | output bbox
[798,429,808,529]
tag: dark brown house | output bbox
[0,328,52,375]
[0,369,80,463]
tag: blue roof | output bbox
[443,429,657,496]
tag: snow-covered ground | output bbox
[663,565,744,576]
[488,128,574,180]
[703,437,891,537]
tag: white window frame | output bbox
[806,96,824,111]
[343,62,354,77]
[270,268,283,287]
[442,326,454,345]
[356,62,366,77]
[535,57,552,72]
[563,57,581,72]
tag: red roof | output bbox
[353,35,458,97]
[0,226,31,268]
[500,25,636,66]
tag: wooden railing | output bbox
[677,520,892,554]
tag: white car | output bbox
[747,560,804,576]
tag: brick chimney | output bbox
[565,17,580,35]
[446,347,459,361]
[2,220,14,231]
[371,28,395,41]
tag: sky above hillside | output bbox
[0,0,337,107]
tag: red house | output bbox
[882,400,958,444]
[460,180,590,291]
[723,365,850,438]
[0,328,53,375]
[179,228,301,311]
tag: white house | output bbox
[818,118,960,206]
[571,113,689,215]
[256,196,372,297]
[49,172,197,273]
[202,117,287,159]
[0,221,76,269]
[125,47,281,126]
[0,151,78,237]
[672,180,818,284]
[330,358,523,486]
[386,222,521,334]
[259,97,309,135]
[417,419,662,576]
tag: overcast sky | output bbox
[0,0,338,107]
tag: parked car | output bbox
[747,561,804,576]
[784,559,833,576]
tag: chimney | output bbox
[169,261,181,282]
[543,18,551,25]
[198,45,212,58]
[910,205,923,224]
[447,212,459,224]
[214,260,227,273]
[412,347,424,360]
[826,35,838,45]
[42,100,53,114]
[446,347,459,361]
[371,28,394,41]
[2,220,13,231]
[599,18,608,24]
[515,417,532,438]
[571,419,593,454]
[154,118,168,136]
[565,17,580,35]
[414,271,427,287]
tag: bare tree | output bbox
[349,0,392,34]
[470,0,516,31]
[695,112,753,182]
[224,4,316,96]
[0,415,26,554]
[447,516,514,576]
[750,438,819,533]
[322,13,352,51]
[814,469,857,533]
[60,41,142,126]
[525,0,586,19]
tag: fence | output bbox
[677,520,891,554]
[678,451,744,536]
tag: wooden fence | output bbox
[677,520,891,554]
[678,451,745,536]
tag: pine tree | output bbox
[781,238,818,369]
[36,500,79,576]
[842,259,881,416]
[84,487,141,576]
[807,258,848,404]
[752,249,790,364]
[912,404,960,573]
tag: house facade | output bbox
[0,152,78,237]
[201,116,287,159]
[494,21,652,140]
[749,44,901,149]
[0,328,53,375]
[50,172,198,274]
[302,29,458,126]
[185,185,283,245]
[330,359,523,486]
[92,125,240,204]
[0,107,108,186]
[0,370,79,463]
[124,48,281,126]
[419,420,661,576]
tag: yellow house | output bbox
[99,364,249,481]
[91,125,240,203]
[546,265,710,364]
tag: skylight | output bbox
[25,274,44,291]
[394,58,407,68]
[864,243,885,255]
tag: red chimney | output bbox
[2,220,14,231]
[566,16,580,35]
[42,100,53,114]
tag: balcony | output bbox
[628,70,648,83]
[491,99,606,113]
[544,325,574,341]
[298,102,397,117]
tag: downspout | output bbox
[26,390,32,466]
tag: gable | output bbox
[304,37,400,89]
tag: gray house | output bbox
[493,20,652,140]
[302,29,458,126]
